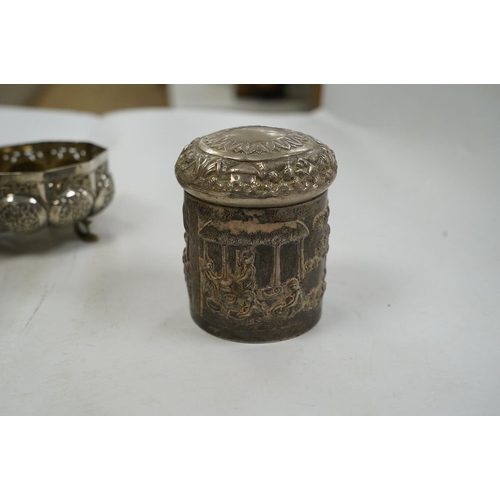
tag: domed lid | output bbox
[174,126,337,207]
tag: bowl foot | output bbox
[74,219,99,243]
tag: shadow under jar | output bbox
[0,141,114,241]
[175,126,338,343]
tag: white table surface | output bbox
[1,85,499,415]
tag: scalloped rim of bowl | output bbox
[0,141,108,184]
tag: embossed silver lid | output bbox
[174,126,338,207]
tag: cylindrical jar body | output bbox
[182,191,330,343]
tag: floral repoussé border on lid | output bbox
[175,126,337,207]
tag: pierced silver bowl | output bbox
[0,141,114,241]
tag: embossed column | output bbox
[175,126,338,343]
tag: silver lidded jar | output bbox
[175,126,338,343]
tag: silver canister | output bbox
[175,126,338,343]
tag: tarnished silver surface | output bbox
[175,126,338,343]
[0,141,114,235]
[175,126,337,208]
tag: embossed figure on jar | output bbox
[271,278,303,319]
[234,250,256,294]
[175,126,338,343]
